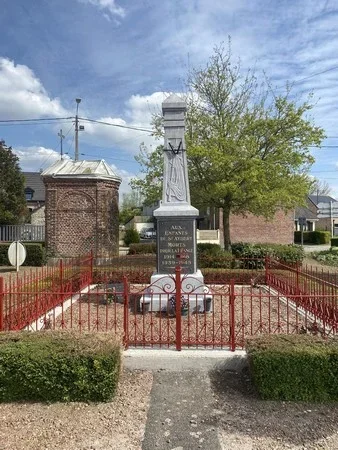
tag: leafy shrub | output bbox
[312,248,338,266]
[231,242,304,266]
[198,252,233,269]
[246,334,338,402]
[294,231,331,244]
[196,243,233,268]
[197,243,223,256]
[123,229,140,246]
[129,243,156,254]
[0,243,45,266]
[0,331,121,402]
[272,244,304,264]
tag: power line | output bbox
[82,153,138,163]
[79,117,152,133]
[0,116,73,123]
[291,65,338,85]
[0,120,74,127]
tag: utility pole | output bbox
[58,129,65,160]
[75,98,81,161]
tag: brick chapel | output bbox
[41,160,121,257]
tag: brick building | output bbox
[42,160,121,257]
[228,210,294,244]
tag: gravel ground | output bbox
[0,369,152,450]
[211,364,338,450]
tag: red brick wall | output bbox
[229,210,294,244]
[43,177,120,257]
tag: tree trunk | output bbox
[222,207,231,251]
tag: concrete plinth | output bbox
[140,270,212,313]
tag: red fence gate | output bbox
[0,256,337,350]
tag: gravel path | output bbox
[0,369,152,450]
[212,363,338,450]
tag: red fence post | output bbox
[123,276,129,350]
[0,277,4,331]
[296,262,300,295]
[59,258,64,302]
[229,279,236,351]
[265,255,269,285]
[175,264,182,351]
[90,249,94,284]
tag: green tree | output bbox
[0,141,26,224]
[119,191,142,224]
[131,44,325,249]
[129,143,163,206]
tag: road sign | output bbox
[8,241,26,272]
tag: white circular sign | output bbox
[8,241,26,267]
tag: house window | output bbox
[25,188,34,200]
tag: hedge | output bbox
[0,243,45,266]
[0,331,121,402]
[294,231,331,244]
[246,334,338,402]
[231,242,304,265]
[331,237,338,247]
[129,242,156,254]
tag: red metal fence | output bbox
[0,253,93,331]
[0,255,337,350]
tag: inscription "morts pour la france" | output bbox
[158,221,194,273]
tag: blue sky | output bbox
[1,0,338,197]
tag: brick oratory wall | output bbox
[44,178,120,257]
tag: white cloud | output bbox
[110,164,136,198]
[80,92,169,153]
[13,146,69,172]
[77,0,125,20]
[0,58,68,120]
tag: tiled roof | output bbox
[23,172,45,201]
[295,205,317,220]
[309,194,337,205]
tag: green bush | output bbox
[197,243,223,256]
[312,248,338,266]
[0,331,121,402]
[123,229,140,246]
[196,243,233,268]
[129,243,156,254]
[231,242,304,266]
[331,237,338,247]
[198,252,233,269]
[246,334,338,402]
[0,243,45,266]
[294,231,331,244]
[272,244,304,264]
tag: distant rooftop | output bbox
[309,194,337,205]
[23,172,45,201]
[41,159,122,183]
